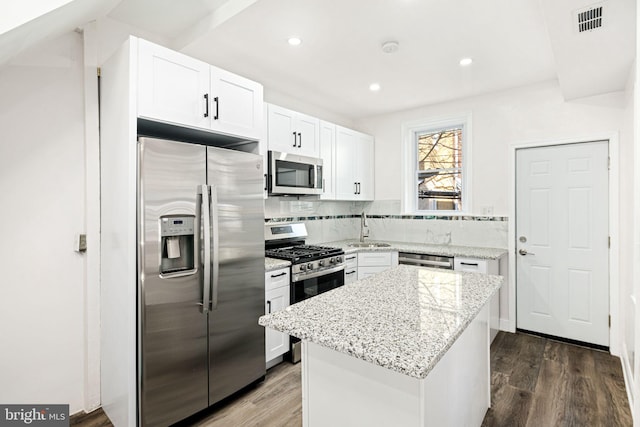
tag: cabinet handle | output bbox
[203,94,209,118]
[323,179,326,193]
[213,96,219,120]
[270,272,287,278]
[354,182,358,194]
[460,262,479,266]
[292,131,297,147]
[346,256,356,260]
[298,132,302,148]
[267,300,272,314]
[264,174,267,191]
[345,271,356,275]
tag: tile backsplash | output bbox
[265,198,508,248]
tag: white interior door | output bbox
[516,141,609,347]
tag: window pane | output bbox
[416,127,463,211]
[417,128,462,171]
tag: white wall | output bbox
[356,80,628,216]
[0,32,86,413]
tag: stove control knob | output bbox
[307,263,314,271]
[336,256,343,263]
[299,264,306,271]
[329,257,336,264]
[318,260,325,267]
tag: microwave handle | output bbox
[309,165,315,188]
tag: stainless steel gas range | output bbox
[265,223,345,362]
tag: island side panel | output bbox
[420,304,490,426]
[302,341,422,427]
[301,304,491,427]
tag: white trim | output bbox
[508,132,620,355]
[82,21,101,413]
[401,112,472,215]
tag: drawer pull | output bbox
[270,272,287,278]
[460,262,479,267]
[346,256,356,260]
[267,300,271,313]
[345,271,356,275]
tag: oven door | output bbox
[290,267,345,304]
[268,151,323,195]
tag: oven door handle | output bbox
[292,264,345,282]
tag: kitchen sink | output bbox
[347,242,392,248]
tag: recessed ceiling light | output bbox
[288,37,302,46]
[369,83,381,92]
[459,57,473,66]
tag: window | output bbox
[402,114,470,213]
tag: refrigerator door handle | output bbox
[210,184,220,310]
[201,184,211,314]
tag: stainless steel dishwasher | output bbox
[398,252,454,270]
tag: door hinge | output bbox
[608,236,611,248]
[608,156,611,170]
[609,315,611,328]
[97,67,101,77]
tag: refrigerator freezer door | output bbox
[138,137,208,426]
[207,146,266,405]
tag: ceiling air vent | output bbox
[576,4,604,33]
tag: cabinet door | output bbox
[358,252,392,267]
[319,121,336,200]
[295,113,320,157]
[344,268,358,284]
[335,126,358,200]
[138,39,210,129]
[267,104,297,153]
[357,134,375,200]
[265,286,290,362]
[210,66,263,140]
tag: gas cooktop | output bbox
[266,245,344,264]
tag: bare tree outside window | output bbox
[416,127,463,211]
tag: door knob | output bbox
[519,249,535,256]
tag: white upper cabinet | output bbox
[266,104,319,157]
[209,66,263,140]
[319,121,336,200]
[138,39,210,129]
[137,39,263,140]
[335,126,374,200]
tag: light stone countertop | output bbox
[322,239,507,260]
[259,264,502,379]
[265,257,291,272]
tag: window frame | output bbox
[401,113,472,215]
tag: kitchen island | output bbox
[259,265,502,427]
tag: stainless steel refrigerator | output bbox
[137,136,265,426]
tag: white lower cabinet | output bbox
[454,257,500,342]
[357,251,399,280]
[265,268,290,365]
[344,254,358,284]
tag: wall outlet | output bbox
[481,206,494,216]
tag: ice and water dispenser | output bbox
[160,215,195,275]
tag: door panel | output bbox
[516,141,609,346]
[138,138,208,426]
[207,147,266,405]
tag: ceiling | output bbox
[1,0,636,120]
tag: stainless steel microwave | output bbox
[268,151,323,196]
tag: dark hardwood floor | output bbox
[73,332,632,426]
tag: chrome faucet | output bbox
[360,211,370,242]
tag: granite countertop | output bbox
[322,240,507,260]
[259,265,502,379]
[265,257,291,272]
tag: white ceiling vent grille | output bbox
[576,4,604,33]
